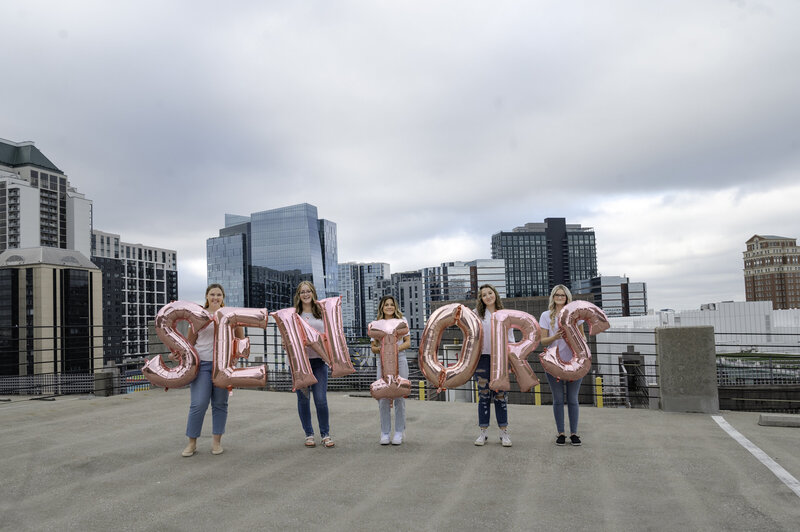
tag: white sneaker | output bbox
[380,433,390,445]
[391,432,403,445]
[500,428,512,447]
[474,428,489,446]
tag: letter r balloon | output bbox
[488,309,541,392]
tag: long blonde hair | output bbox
[476,284,504,319]
[294,281,322,319]
[548,284,572,326]
[377,295,403,320]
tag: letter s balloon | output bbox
[142,301,213,389]
[539,300,609,381]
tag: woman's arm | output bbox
[370,339,380,354]
[539,328,563,346]
[397,335,411,352]
[234,326,245,339]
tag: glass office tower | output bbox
[207,203,338,305]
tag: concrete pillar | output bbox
[94,369,119,397]
[656,326,719,413]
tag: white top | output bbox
[392,317,410,355]
[479,310,514,355]
[194,322,215,362]
[301,311,325,359]
[539,310,583,363]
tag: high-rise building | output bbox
[0,247,103,378]
[573,275,648,317]
[0,138,92,257]
[491,218,597,297]
[441,259,507,301]
[207,203,332,308]
[744,234,800,310]
[391,271,425,341]
[338,262,390,336]
[91,230,178,363]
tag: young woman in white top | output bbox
[473,284,512,447]
[182,283,244,457]
[539,284,585,446]
[294,281,335,448]
[370,295,411,445]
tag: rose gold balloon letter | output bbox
[318,297,356,377]
[270,307,325,391]
[142,301,213,389]
[539,300,609,381]
[489,310,541,392]
[211,307,269,389]
[368,318,411,400]
[418,303,482,390]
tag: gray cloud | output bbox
[2,0,799,308]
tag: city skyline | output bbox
[3,2,799,311]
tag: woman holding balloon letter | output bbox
[473,284,514,447]
[370,295,411,445]
[539,285,586,446]
[180,283,243,457]
[293,281,336,448]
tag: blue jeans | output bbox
[474,354,508,428]
[296,358,330,437]
[186,361,228,438]
[377,355,408,434]
[546,372,582,434]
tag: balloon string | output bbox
[436,372,446,393]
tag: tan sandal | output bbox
[181,444,197,457]
[321,435,335,448]
[304,436,316,447]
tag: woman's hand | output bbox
[168,352,180,363]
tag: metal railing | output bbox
[3,324,798,412]
[714,331,800,412]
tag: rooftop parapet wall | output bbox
[657,326,719,413]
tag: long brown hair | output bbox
[377,295,404,320]
[294,281,322,319]
[204,283,226,309]
[476,284,503,319]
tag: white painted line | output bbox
[712,415,800,498]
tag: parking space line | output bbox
[712,415,800,498]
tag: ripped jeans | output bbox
[474,354,508,428]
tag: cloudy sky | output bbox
[3,1,799,311]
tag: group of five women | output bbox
[179,281,585,455]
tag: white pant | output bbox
[376,355,408,434]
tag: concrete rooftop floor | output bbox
[1,389,799,531]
